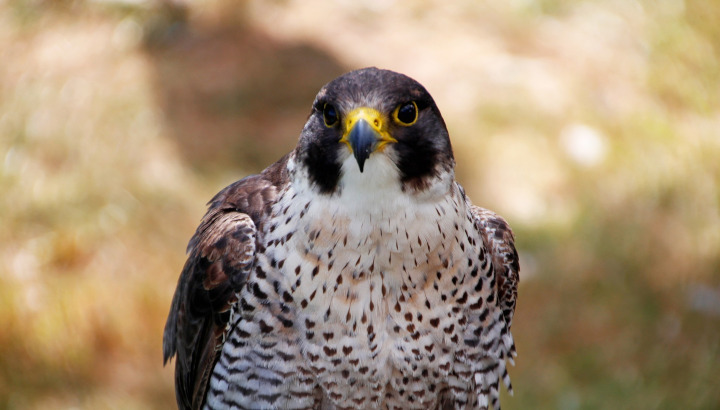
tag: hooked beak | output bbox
[340,107,396,172]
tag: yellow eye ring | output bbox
[323,103,339,127]
[393,101,418,126]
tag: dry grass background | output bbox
[1,0,719,409]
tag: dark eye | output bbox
[323,103,339,127]
[394,101,418,126]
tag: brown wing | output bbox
[163,159,287,410]
[471,206,519,342]
[470,206,520,409]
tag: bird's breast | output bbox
[254,182,481,407]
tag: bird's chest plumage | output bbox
[243,177,489,409]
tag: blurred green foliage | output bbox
[1,0,718,409]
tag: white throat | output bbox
[284,151,459,260]
[336,151,454,215]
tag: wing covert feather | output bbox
[471,206,519,337]
[163,212,256,410]
[163,162,287,410]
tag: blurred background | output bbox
[1,0,719,408]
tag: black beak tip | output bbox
[349,119,376,173]
[356,156,366,173]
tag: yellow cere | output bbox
[340,107,398,151]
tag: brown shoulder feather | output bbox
[471,206,520,331]
[163,157,288,410]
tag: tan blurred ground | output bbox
[1,0,719,409]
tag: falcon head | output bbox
[295,67,455,194]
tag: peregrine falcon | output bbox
[163,67,519,410]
